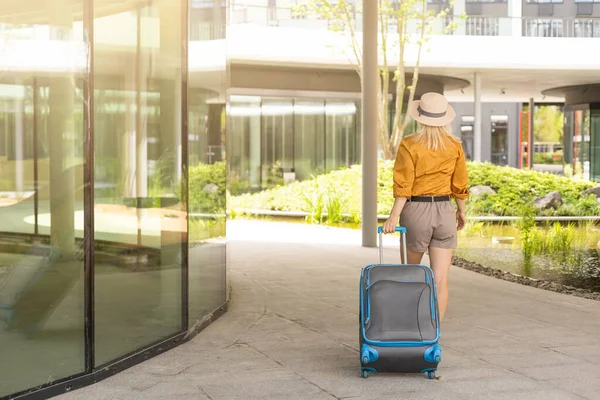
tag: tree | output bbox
[295,0,459,160]
[534,105,563,144]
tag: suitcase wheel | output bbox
[427,371,436,380]
[362,370,369,378]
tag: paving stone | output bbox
[466,389,586,400]
[513,362,598,381]
[55,221,600,400]
[549,344,600,364]
[441,376,543,396]
[480,349,583,370]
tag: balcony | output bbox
[226,4,600,38]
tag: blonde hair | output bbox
[408,123,461,151]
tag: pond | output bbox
[455,221,600,293]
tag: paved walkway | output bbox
[59,220,600,400]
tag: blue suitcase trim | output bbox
[359,261,442,378]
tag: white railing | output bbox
[226,5,600,38]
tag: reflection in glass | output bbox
[261,98,293,188]
[188,6,227,324]
[325,101,358,172]
[491,115,508,166]
[590,108,600,182]
[0,8,85,396]
[93,1,184,366]
[229,96,261,194]
[294,100,325,180]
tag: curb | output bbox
[452,255,600,302]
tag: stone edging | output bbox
[451,256,600,302]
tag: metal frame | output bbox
[181,0,190,332]
[82,0,96,373]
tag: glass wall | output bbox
[590,106,600,182]
[228,96,361,194]
[491,115,509,166]
[188,5,227,326]
[0,3,86,396]
[92,0,186,366]
[564,105,593,181]
[0,0,227,398]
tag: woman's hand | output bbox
[456,210,466,231]
[382,216,398,234]
[382,198,407,234]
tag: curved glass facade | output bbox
[0,1,227,398]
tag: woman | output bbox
[382,92,469,322]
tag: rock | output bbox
[492,236,515,244]
[469,185,496,196]
[534,191,563,210]
[583,185,600,198]
[203,183,219,194]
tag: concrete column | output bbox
[362,0,378,248]
[48,77,75,257]
[453,0,466,35]
[508,0,522,36]
[527,98,534,169]
[474,72,482,162]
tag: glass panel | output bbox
[325,101,357,172]
[0,6,85,396]
[188,8,227,319]
[294,100,325,180]
[581,109,591,181]
[591,108,600,182]
[228,96,261,194]
[491,115,509,166]
[93,1,184,366]
[563,108,574,166]
[460,116,475,161]
[261,98,293,189]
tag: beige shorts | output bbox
[399,200,457,252]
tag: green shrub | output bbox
[188,162,226,214]
[229,161,600,218]
[466,162,598,217]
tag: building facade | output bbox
[227,0,600,190]
[0,1,227,399]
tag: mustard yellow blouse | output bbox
[393,135,470,200]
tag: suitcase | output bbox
[359,226,441,379]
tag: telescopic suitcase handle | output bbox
[377,226,408,265]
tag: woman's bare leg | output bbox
[407,249,424,265]
[427,247,453,322]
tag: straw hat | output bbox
[408,92,456,127]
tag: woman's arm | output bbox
[383,197,408,233]
[383,142,414,233]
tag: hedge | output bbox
[228,161,600,218]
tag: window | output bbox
[460,116,474,161]
[574,19,600,37]
[465,17,499,36]
[491,115,509,166]
[524,19,563,37]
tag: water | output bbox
[455,222,600,293]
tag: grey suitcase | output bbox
[359,226,441,379]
